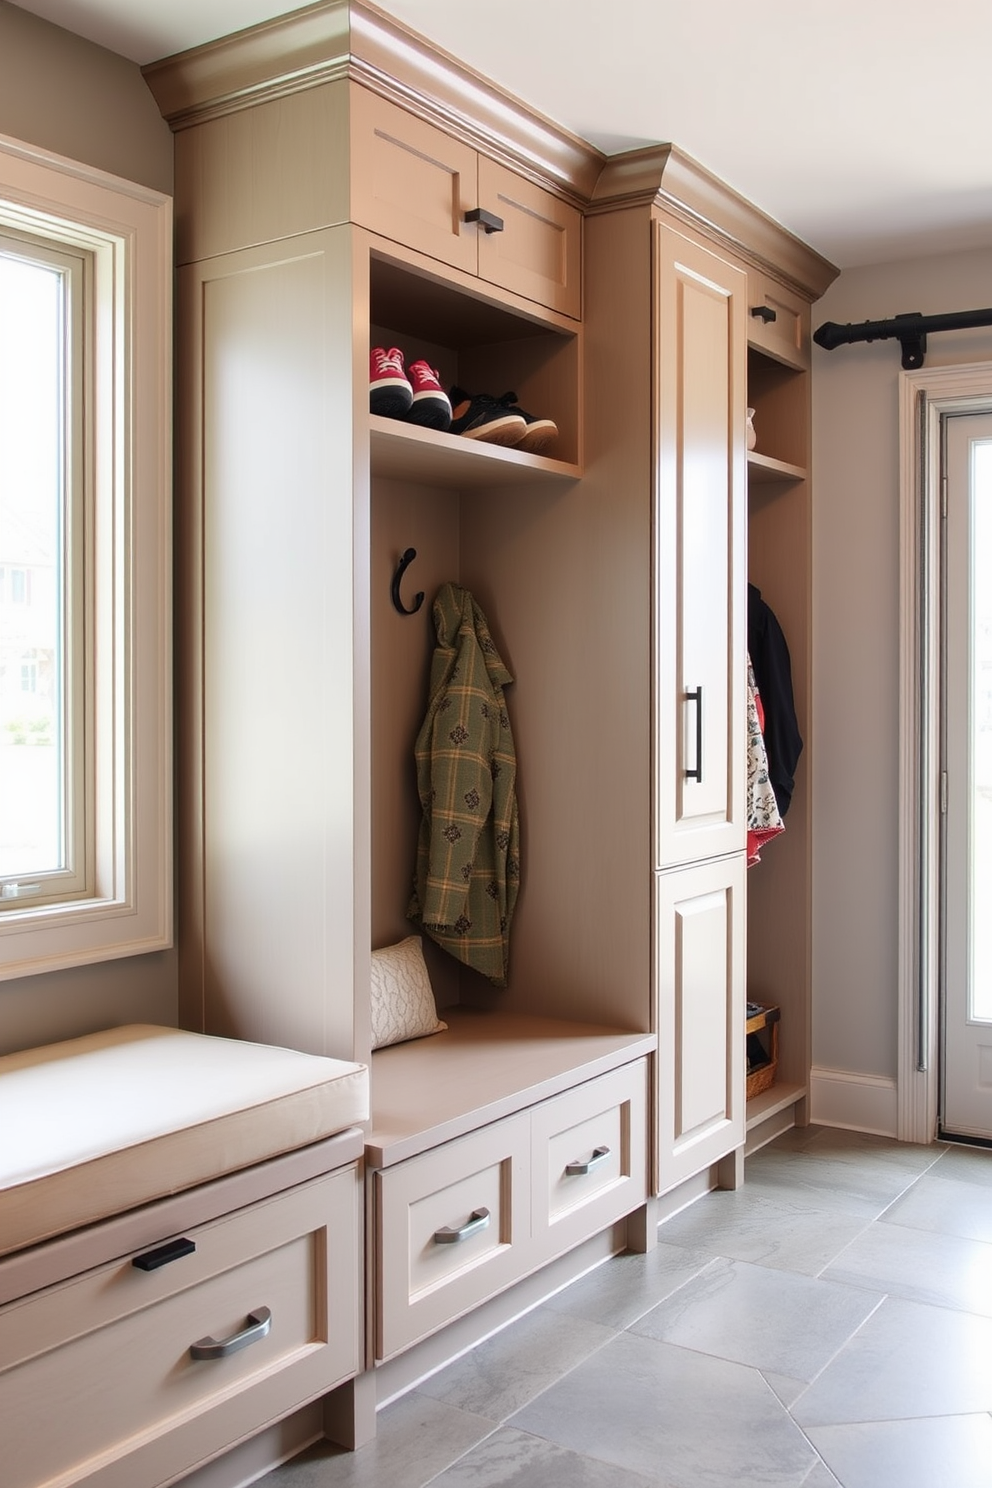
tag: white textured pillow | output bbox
[370,936,447,1050]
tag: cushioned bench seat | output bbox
[0,1024,369,1257]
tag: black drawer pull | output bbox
[464,207,505,234]
[132,1237,196,1271]
[751,305,777,324]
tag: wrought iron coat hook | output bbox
[391,547,424,616]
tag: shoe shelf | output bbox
[747,450,806,487]
[370,415,582,489]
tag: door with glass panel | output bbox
[941,411,992,1140]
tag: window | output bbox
[0,138,172,978]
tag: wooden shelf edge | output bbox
[745,1080,806,1131]
[370,416,582,488]
[747,450,806,486]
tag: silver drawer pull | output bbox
[190,1305,272,1360]
[565,1145,611,1177]
[433,1207,491,1245]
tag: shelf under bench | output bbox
[367,1007,654,1169]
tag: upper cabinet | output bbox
[654,221,748,871]
[351,88,582,318]
[746,267,810,369]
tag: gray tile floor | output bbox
[263,1126,992,1488]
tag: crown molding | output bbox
[591,145,838,301]
[142,0,604,203]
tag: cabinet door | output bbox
[746,267,810,370]
[655,855,745,1194]
[655,222,747,869]
[350,86,479,275]
[477,158,581,317]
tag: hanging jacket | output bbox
[747,655,785,865]
[747,583,803,817]
[408,583,520,986]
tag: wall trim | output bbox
[810,1066,899,1137]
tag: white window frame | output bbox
[0,133,172,979]
[898,361,992,1141]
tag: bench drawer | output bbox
[374,1114,530,1360]
[531,1062,649,1261]
[0,1168,360,1488]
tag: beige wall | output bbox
[811,245,992,1082]
[0,2,176,1054]
[0,1,172,194]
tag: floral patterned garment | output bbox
[747,655,785,866]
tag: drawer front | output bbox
[0,1168,360,1488]
[531,1061,648,1262]
[746,269,810,368]
[478,157,581,318]
[351,86,479,276]
[374,1114,530,1360]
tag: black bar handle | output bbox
[751,305,777,324]
[464,207,505,234]
[132,1236,196,1271]
[684,686,703,783]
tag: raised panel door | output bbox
[655,221,747,870]
[655,855,746,1193]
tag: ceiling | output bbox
[12,0,992,269]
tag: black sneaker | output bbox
[494,392,559,454]
[448,386,527,446]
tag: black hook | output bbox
[391,547,424,616]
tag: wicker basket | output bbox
[746,1003,780,1100]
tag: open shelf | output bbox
[747,450,806,486]
[745,1080,806,1131]
[368,1007,654,1168]
[370,415,582,488]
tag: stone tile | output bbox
[631,1257,882,1382]
[415,1307,615,1422]
[821,1216,992,1316]
[258,1393,496,1488]
[763,1371,808,1410]
[510,1331,817,1488]
[931,1143,992,1188]
[744,1138,938,1216]
[791,1295,992,1426]
[657,1182,873,1274]
[806,1414,992,1488]
[880,1168,992,1244]
[800,1459,843,1487]
[430,1425,663,1487]
[542,1242,719,1329]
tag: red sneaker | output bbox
[406,360,453,430]
[370,346,412,418]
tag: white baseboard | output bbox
[810,1066,899,1137]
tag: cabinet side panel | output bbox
[181,231,357,1057]
[370,476,461,1010]
[175,81,350,264]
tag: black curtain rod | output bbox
[813,307,992,370]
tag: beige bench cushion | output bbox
[0,1024,369,1257]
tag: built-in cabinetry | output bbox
[144,0,837,1459]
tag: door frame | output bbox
[897,361,992,1142]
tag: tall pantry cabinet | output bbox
[145,0,837,1424]
[585,150,835,1192]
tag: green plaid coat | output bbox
[407,583,520,986]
